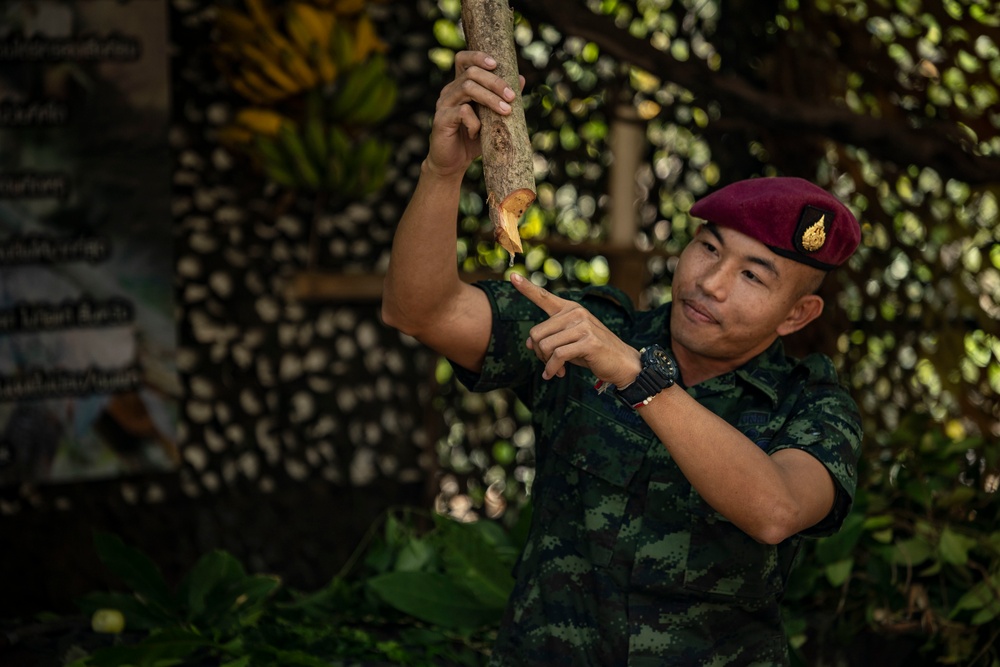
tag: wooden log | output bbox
[461,0,535,258]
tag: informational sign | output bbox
[0,0,178,486]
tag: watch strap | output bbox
[613,345,677,409]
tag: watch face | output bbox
[652,349,672,367]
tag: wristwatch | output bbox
[614,344,678,409]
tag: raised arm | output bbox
[381,51,519,372]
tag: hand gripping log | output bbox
[461,0,535,257]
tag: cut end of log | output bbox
[493,188,535,257]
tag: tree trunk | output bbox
[461,0,535,257]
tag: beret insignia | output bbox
[795,205,833,254]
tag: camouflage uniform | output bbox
[451,280,863,667]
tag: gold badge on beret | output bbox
[794,205,833,255]
[802,216,826,251]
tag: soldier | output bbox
[382,50,863,666]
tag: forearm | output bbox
[640,387,833,544]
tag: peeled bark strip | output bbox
[461,0,535,257]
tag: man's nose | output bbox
[698,263,731,301]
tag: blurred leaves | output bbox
[783,415,1000,663]
[362,511,521,629]
[70,516,522,666]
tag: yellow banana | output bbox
[351,14,387,65]
[240,68,287,103]
[286,3,338,84]
[235,107,287,136]
[285,6,319,55]
[277,45,319,88]
[290,2,334,51]
[247,10,317,88]
[244,0,278,32]
[312,43,338,84]
[229,76,270,104]
[238,42,302,94]
[299,3,339,82]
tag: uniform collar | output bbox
[733,338,789,407]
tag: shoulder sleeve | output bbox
[448,280,546,395]
[770,354,863,537]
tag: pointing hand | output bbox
[510,273,641,386]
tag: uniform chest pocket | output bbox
[542,394,653,567]
[552,395,651,487]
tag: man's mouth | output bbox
[682,298,719,325]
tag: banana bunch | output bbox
[284,1,338,84]
[233,91,393,195]
[213,0,397,196]
[218,107,289,149]
[214,0,390,105]
[214,0,318,104]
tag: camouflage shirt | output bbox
[451,280,863,667]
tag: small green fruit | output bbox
[91,608,125,634]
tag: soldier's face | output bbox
[670,224,824,371]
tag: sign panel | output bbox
[0,0,178,486]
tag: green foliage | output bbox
[783,415,1000,665]
[68,512,528,666]
[362,511,520,630]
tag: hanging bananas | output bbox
[213,0,398,196]
[284,2,339,84]
[214,5,306,103]
[224,91,392,195]
[214,0,390,104]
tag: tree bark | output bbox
[461,0,535,257]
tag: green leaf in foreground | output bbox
[367,571,503,629]
[93,532,175,613]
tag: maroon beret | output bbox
[689,176,861,270]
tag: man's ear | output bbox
[777,294,824,336]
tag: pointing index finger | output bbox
[510,273,569,316]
